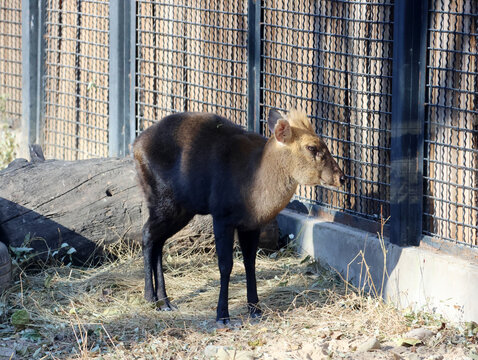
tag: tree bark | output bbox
[0,157,144,263]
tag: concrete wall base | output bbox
[277,209,478,323]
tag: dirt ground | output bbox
[0,236,477,359]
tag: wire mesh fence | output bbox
[2,0,477,248]
[0,2,22,128]
[261,0,393,220]
[135,1,249,135]
[42,0,110,160]
[423,0,478,246]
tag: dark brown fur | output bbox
[133,109,344,324]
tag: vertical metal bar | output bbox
[36,1,46,150]
[247,0,261,134]
[21,0,45,155]
[390,0,428,246]
[109,1,132,157]
[129,0,137,146]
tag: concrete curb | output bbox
[277,208,478,323]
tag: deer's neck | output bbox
[245,140,298,226]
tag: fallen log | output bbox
[0,156,144,263]
[0,155,279,264]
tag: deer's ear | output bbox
[268,109,285,132]
[274,119,292,144]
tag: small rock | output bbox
[203,346,254,360]
[404,328,435,341]
[356,337,381,352]
[425,355,443,360]
[391,353,404,360]
[233,350,254,360]
[301,343,328,360]
[392,346,408,354]
[204,345,230,358]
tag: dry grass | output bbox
[0,234,474,359]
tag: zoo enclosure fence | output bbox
[0,0,476,249]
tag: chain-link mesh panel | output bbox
[262,1,393,220]
[0,2,22,128]
[135,1,248,134]
[424,0,477,246]
[43,0,109,160]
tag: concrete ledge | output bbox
[277,208,478,323]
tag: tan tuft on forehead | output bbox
[287,109,314,132]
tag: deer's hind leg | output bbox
[142,187,193,310]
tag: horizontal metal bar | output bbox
[43,130,108,144]
[262,5,394,19]
[427,103,478,114]
[136,61,246,81]
[0,31,22,37]
[428,9,477,17]
[137,1,247,16]
[423,214,478,231]
[262,50,392,64]
[45,48,109,61]
[45,34,110,45]
[427,47,477,56]
[263,23,394,43]
[424,176,478,192]
[428,28,478,36]
[0,6,22,11]
[318,123,391,136]
[44,114,108,127]
[2,109,22,117]
[427,66,478,76]
[422,233,478,249]
[0,45,22,52]
[137,44,247,64]
[262,60,393,80]
[137,79,247,97]
[43,142,107,155]
[296,189,390,206]
[46,6,109,17]
[424,140,478,154]
[426,85,476,96]
[44,89,109,103]
[0,96,22,105]
[261,87,392,115]
[44,62,109,77]
[424,197,478,213]
[137,14,247,32]
[137,29,247,49]
[293,194,388,220]
[136,99,247,113]
[261,71,392,97]
[44,76,109,90]
[0,80,22,87]
[44,103,109,117]
[0,18,22,25]
[44,24,109,35]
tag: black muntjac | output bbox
[133,109,345,325]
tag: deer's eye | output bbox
[307,146,318,154]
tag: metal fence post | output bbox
[247,0,261,134]
[390,0,428,246]
[129,1,137,147]
[21,0,45,155]
[109,1,134,157]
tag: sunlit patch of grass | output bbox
[0,233,472,359]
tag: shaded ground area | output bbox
[0,236,476,359]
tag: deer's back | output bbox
[133,112,266,219]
